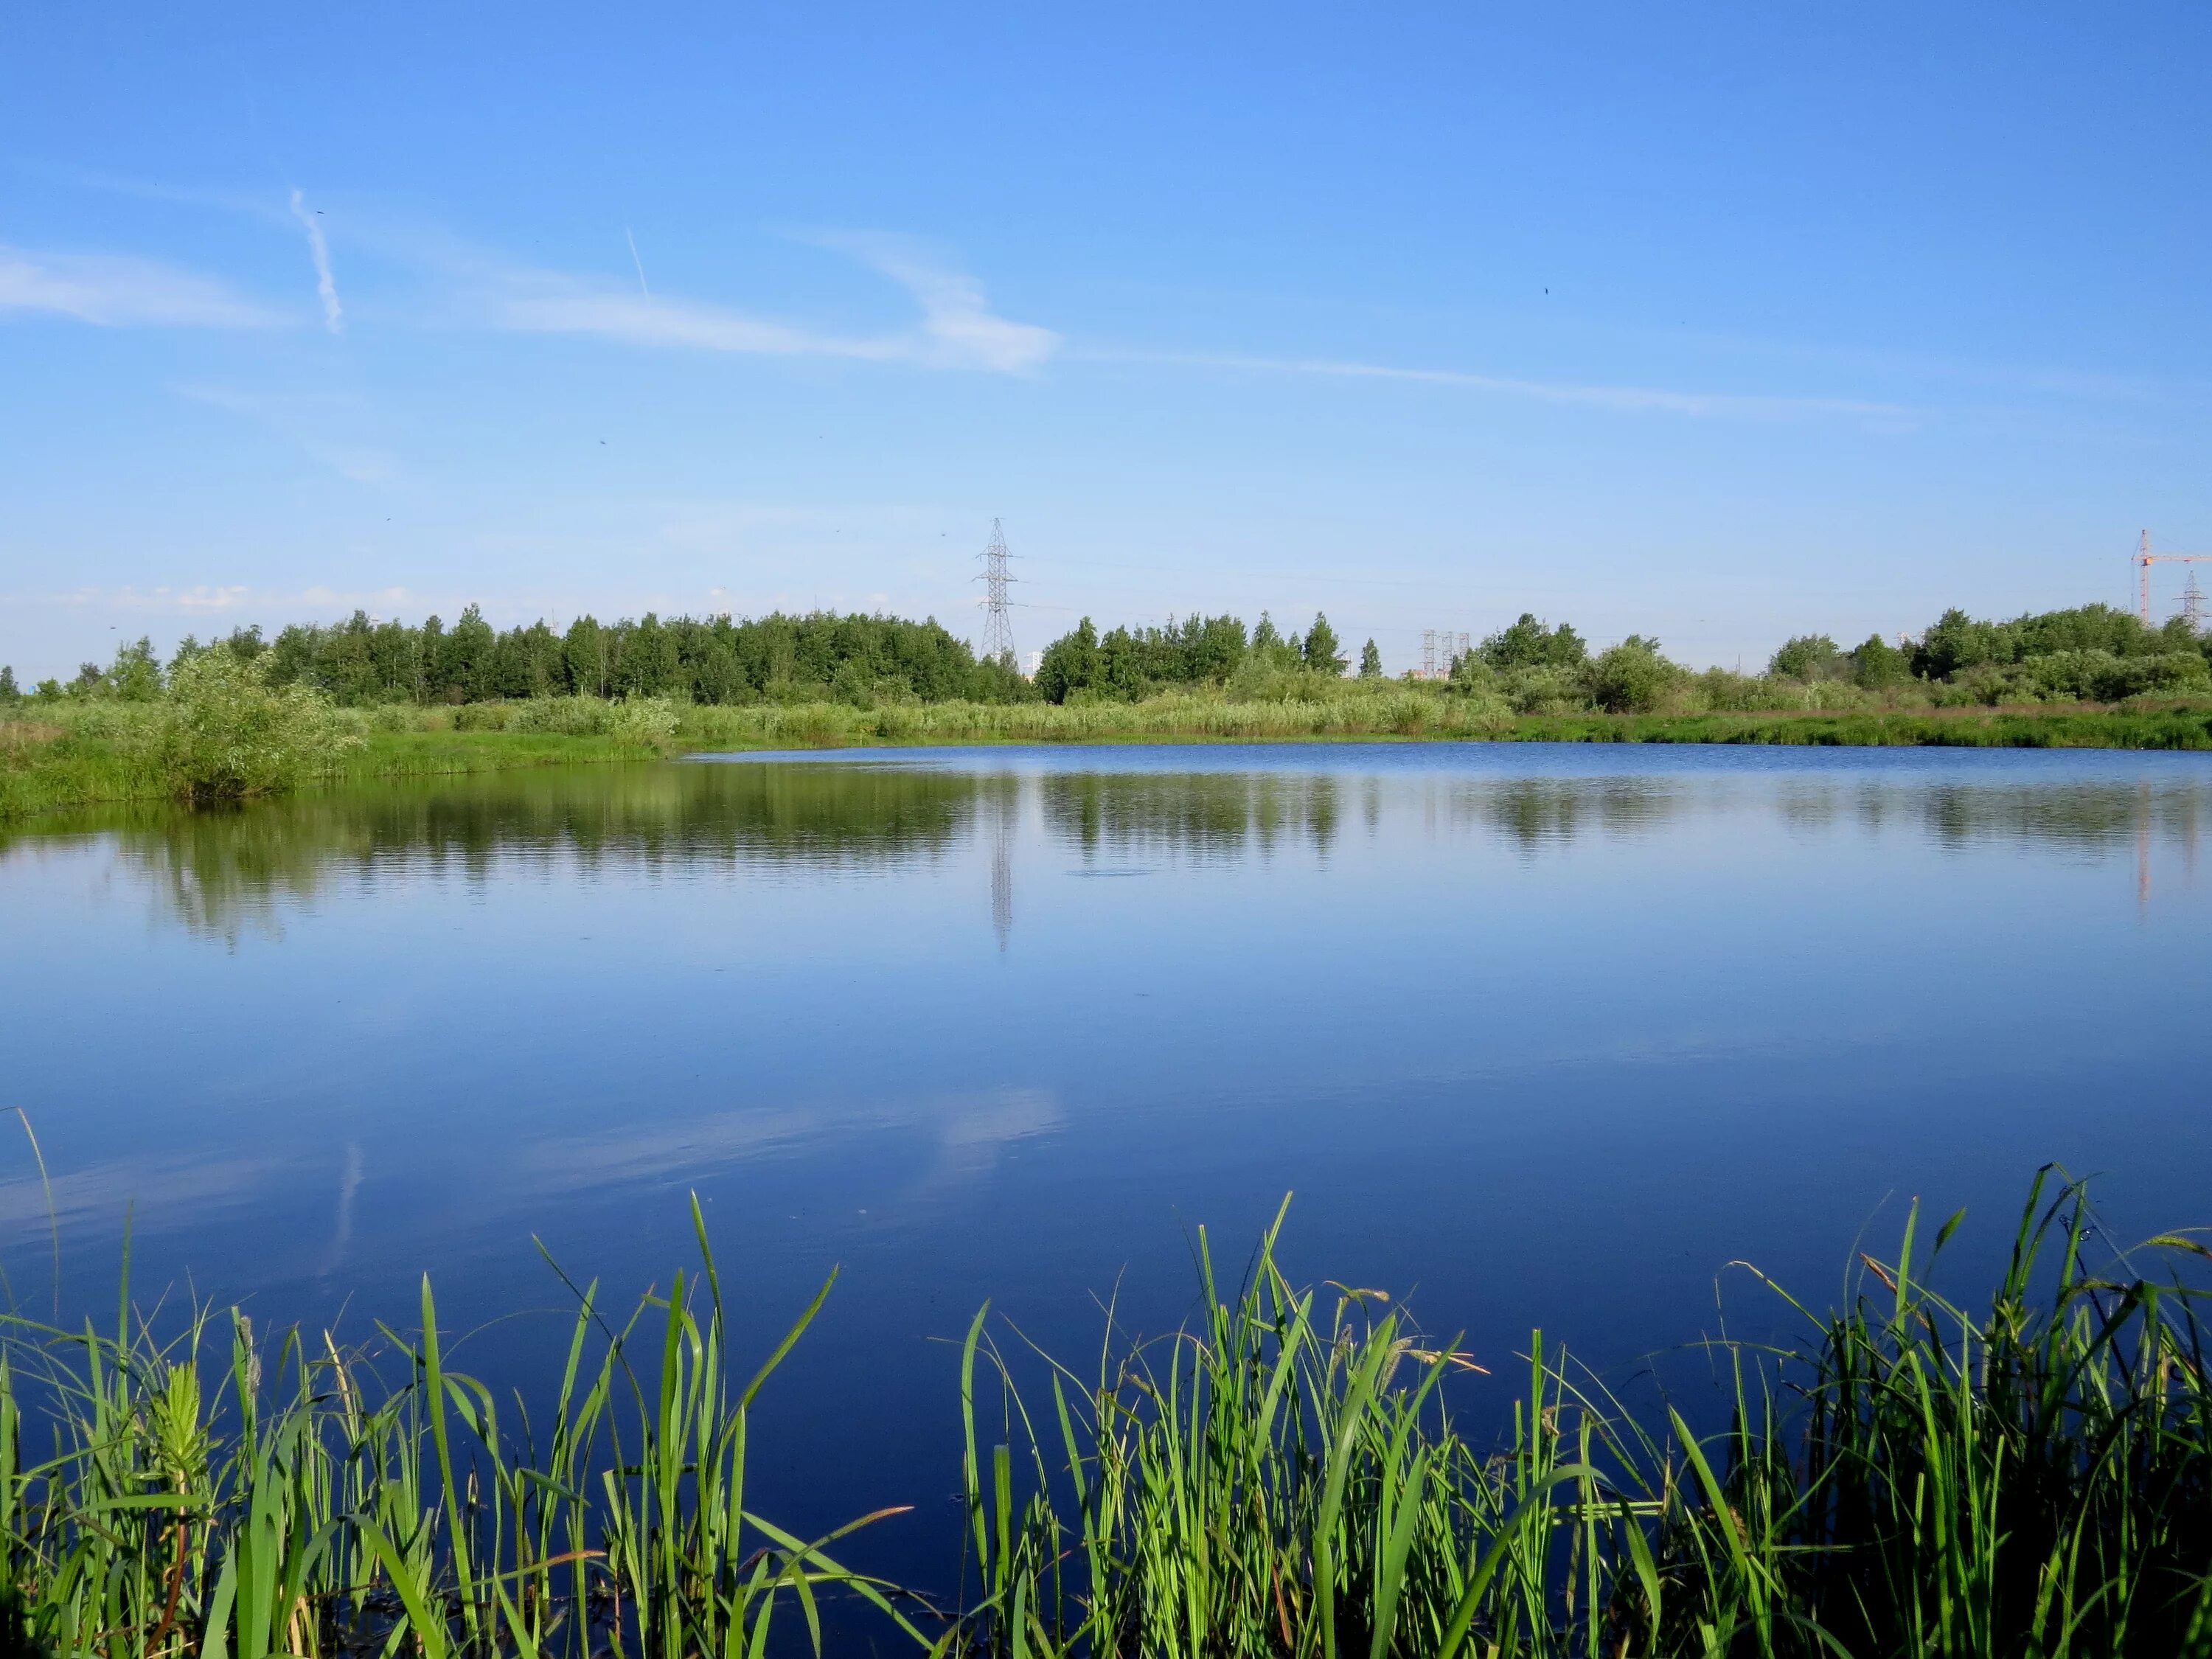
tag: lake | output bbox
[3,741,2208,1587]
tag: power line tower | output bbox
[976,518,1017,664]
[1420,628,1470,678]
[2183,569,2208,631]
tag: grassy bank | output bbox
[0,1172,2205,1656]
[0,717,664,821]
[662,696,2212,751]
[8,694,2210,824]
[1501,703,2212,748]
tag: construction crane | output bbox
[2135,529,2212,625]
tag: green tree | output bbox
[440,605,497,700]
[1479,613,1587,670]
[1768,633,1843,681]
[1913,608,2010,679]
[226,625,267,661]
[1181,615,1249,681]
[1301,613,1346,675]
[0,666,18,702]
[614,613,681,698]
[970,652,1034,703]
[1850,634,1910,689]
[102,636,164,700]
[1035,617,1102,703]
[1248,611,1304,669]
[1357,639,1382,679]
[563,616,608,698]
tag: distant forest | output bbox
[6,598,2208,714]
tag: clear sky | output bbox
[3,2,2207,679]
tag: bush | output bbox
[508,695,681,748]
[608,697,681,749]
[1692,667,1778,712]
[1938,664,2024,706]
[1496,662,1589,714]
[1769,633,1844,681]
[1587,636,1679,713]
[452,700,517,731]
[150,650,359,803]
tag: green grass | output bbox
[0,1170,2205,1656]
[667,696,2212,754]
[0,718,664,823]
[7,693,2209,826]
[1499,706,2212,748]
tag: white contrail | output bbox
[625,227,650,297]
[288,188,343,333]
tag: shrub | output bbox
[1692,667,1779,712]
[452,700,517,731]
[1769,633,1844,681]
[1587,636,1678,713]
[1496,662,1588,714]
[510,696,614,737]
[608,697,681,749]
[149,650,358,803]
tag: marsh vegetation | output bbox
[7,598,2212,821]
[0,1174,2205,1656]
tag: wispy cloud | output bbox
[36,582,412,615]
[1086,347,1907,422]
[288,189,344,333]
[487,234,1059,374]
[495,285,892,358]
[819,232,1060,372]
[0,246,282,328]
[45,584,253,613]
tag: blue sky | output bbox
[2,1,2207,678]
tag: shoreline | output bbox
[6,700,2209,824]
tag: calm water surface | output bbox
[3,742,2208,1575]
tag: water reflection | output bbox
[1450,777,1680,848]
[4,753,2208,947]
[15,762,977,942]
[1041,771,1343,860]
[2,742,2208,1569]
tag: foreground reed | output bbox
[0,1200,922,1659]
[954,1175,2212,1658]
[0,1171,2205,1656]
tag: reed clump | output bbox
[0,1200,918,1659]
[0,1171,2205,1655]
[950,1172,2212,1658]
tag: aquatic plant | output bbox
[0,1172,2204,1655]
[952,1172,2212,1657]
[0,1200,917,1658]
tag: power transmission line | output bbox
[976,518,1017,663]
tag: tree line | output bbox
[4,597,2206,713]
[1,608,1023,707]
